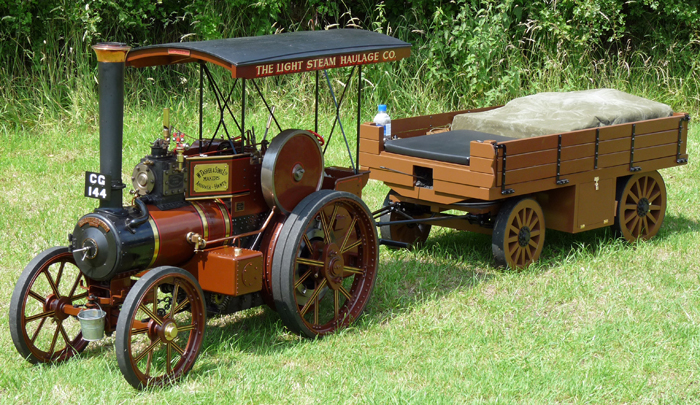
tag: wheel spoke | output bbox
[166,343,172,374]
[624,212,638,225]
[48,325,60,356]
[146,350,153,377]
[528,239,538,249]
[178,323,195,332]
[524,246,533,261]
[507,235,519,243]
[131,327,149,336]
[169,282,180,319]
[294,268,314,289]
[646,212,658,225]
[649,204,661,211]
[327,204,340,233]
[173,297,190,314]
[68,273,83,298]
[302,234,315,255]
[139,305,163,326]
[30,317,48,344]
[624,204,638,211]
[338,285,352,300]
[44,270,60,298]
[25,310,54,323]
[170,340,185,356]
[134,338,161,363]
[296,257,324,268]
[69,291,88,302]
[28,289,46,304]
[515,211,523,228]
[509,225,520,235]
[299,279,327,316]
[529,230,540,238]
[334,290,339,318]
[525,209,534,228]
[341,238,363,254]
[320,210,331,244]
[343,265,365,275]
[642,217,649,235]
[57,321,71,346]
[313,294,319,325]
[627,216,640,233]
[339,217,358,253]
[648,190,661,203]
[55,261,65,291]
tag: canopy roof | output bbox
[126,29,411,79]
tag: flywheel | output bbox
[261,129,324,213]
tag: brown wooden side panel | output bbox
[359,138,381,155]
[487,155,687,200]
[361,151,496,188]
[497,143,679,185]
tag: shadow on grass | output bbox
[62,213,700,382]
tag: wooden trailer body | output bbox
[361,107,689,266]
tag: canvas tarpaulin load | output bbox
[451,89,673,139]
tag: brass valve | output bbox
[187,232,206,251]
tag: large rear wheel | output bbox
[272,190,379,338]
[9,247,89,364]
[115,266,206,389]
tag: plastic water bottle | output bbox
[374,104,392,142]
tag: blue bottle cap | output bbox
[378,104,387,112]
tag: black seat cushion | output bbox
[383,130,514,165]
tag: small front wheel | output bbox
[492,197,545,268]
[9,247,89,364]
[115,266,206,389]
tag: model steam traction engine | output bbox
[9,30,410,389]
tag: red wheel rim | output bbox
[292,198,377,334]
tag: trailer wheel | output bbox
[492,197,545,268]
[614,171,667,242]
[9,247,89,364]
[379,191,432,249]
[116,266,205,389]
[272,190,378,338]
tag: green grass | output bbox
[1,84,700,404]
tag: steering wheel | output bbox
[307,130,325,146]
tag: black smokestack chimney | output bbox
[92,43,131,210]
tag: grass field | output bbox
[1,91,699,404]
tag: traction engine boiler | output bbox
[10,30,411,389]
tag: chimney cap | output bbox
[93,43,131,63]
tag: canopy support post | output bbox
[241,78,246,142]
[199,62,204,154]
[323,68,355,170]
[250,79,281,133]
[321,67,355,154]
[355,65,362,174]
[315,70,319,133]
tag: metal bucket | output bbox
[77,305,106,342]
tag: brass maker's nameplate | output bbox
[193,163,229,193]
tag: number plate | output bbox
[84,172,112,200]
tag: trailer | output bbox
[361,91,689,267]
